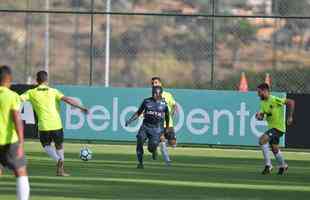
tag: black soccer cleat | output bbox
[261,165,273,175]
[277,166,288,175]
[152,150,158,160]
[165,160,172,167]
[137,163,144,169]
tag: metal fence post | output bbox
[105,0,111,87]
[89,0,94,86]
[24,0,30,83]
[73,0,81,84]
[211,0,216,88]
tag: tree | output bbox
[220,19,257,68]
[272,0,310,51]
[272,0,309,16]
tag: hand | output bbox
[164,127,169,134]
[82,107,89,114]
[17,144,24,159]
[160,134,166,142]
[287,116,293,126]
[125,120,130,127]
[163,128,170,137]
[255,112,264,121]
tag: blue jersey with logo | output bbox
[137,97,169,126]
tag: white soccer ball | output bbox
[80,147,92,161]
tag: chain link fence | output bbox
[0,0,310,92]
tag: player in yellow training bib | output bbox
[0,65,30,200]
[21,71,88,176]
[151,77,177,166]
[256,83,295,175]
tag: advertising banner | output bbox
[46,86,286,146]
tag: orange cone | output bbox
[239,72,248,92]
[265,73,272,87]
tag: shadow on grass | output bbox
[23,151,310,185]
[1,177,310,200]
[1,149,310,200]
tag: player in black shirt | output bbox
[126,86,170,169]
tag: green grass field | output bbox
[0,141,309,200]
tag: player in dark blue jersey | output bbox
[126,86,170,169]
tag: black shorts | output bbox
[0,142,27,171]
[265,128,284,145]
[164,127,177,142]
[137,124,162,143]
[39,129,64,147]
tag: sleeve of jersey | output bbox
[273,96,286,106]
[165,105,170,125]
[55,89,65,100]
[169,93,176,106]
[137,100,146,115]
[165,105,170,115]
[11,93,22,111]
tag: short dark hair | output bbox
[36,70,48,83]
[0,65,12,82]
[257,83,270,91]
[151,77,161,82]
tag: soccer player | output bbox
[151,77,177,165]
[256,83,295,175]
[20,70,88,176]
[126,86,170,169]
[0,65,30,200]
[0,163,3,175]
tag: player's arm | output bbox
[12,110,24,158]
[275,96,295,125]
[164,107,170,130]
[285,98,295,125]
[61,96,88,113]
[255,103,265,120]
[125,100,145,126]
[169,94,177,117]
[171,103,177,117]
[12,97,24,158]
[255,112,264,120]
[54,89,88,113]
[170,100,177,117]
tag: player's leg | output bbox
[53,129,69,176]
[159,134,170,164]
[271,144,288,175]
[160,128,171,165]
[53,129,65,161]
[5,143,30,200]
[270,130,287,175]
[40,131,60,161]
[147,127,161,161]
[0,149,5,176]
[136,125,147,168]
[259,130,272,174]
[0,163,3,176]
[15,166,30,200]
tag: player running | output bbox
[126,86,170,169]
[20,70,88,176]
[151,77,177,165]
[256,83,295,175]
[0,65,30,200]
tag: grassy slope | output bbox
[0,141,309,200]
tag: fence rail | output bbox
[0,0,309,92]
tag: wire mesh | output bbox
[0,0,309,92]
